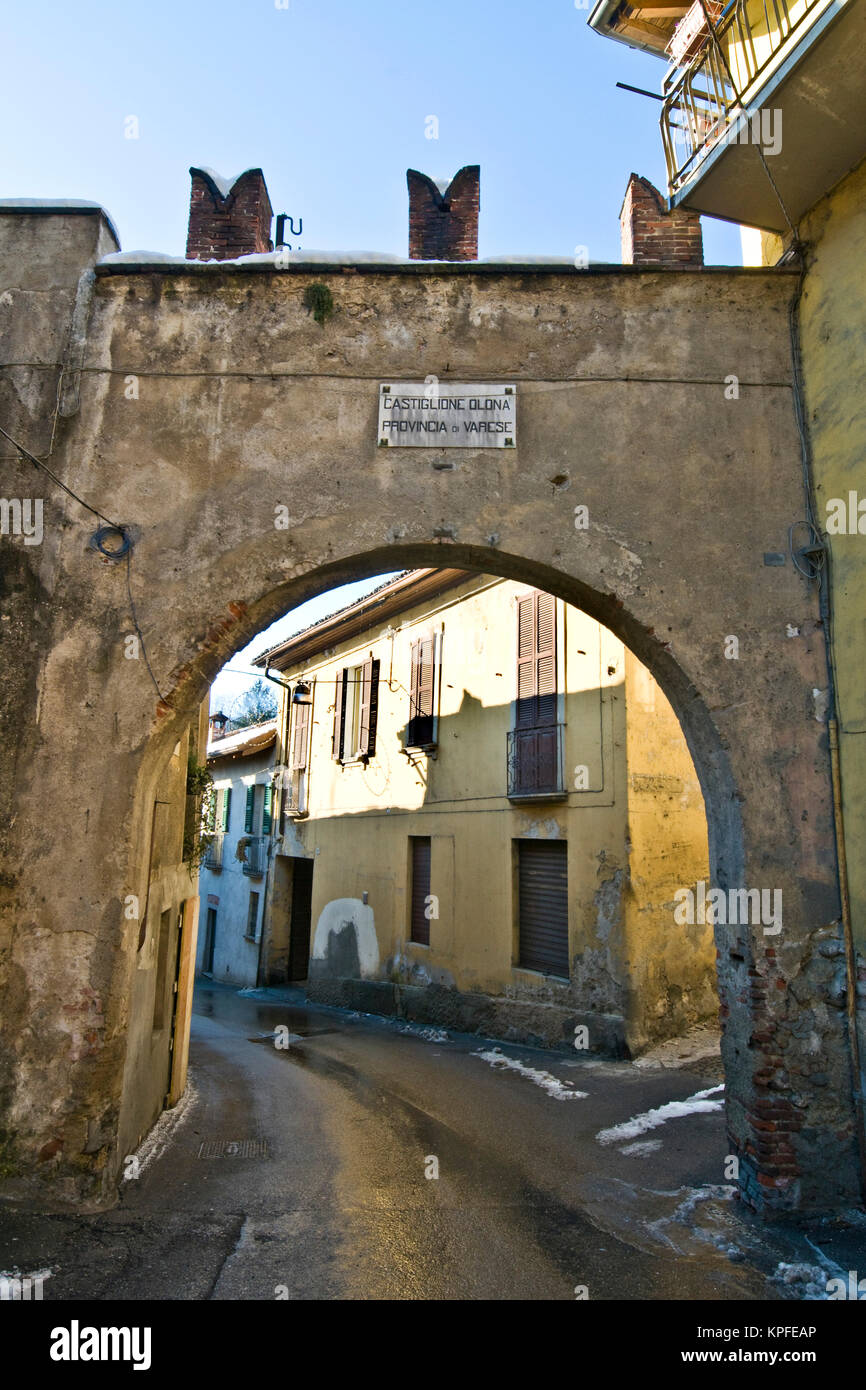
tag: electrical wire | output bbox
[0,420,165,702]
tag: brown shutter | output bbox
[518,839,568,976]
[516,594,536,728]
[408,638,435,745]
[359,658,379,758]
[516,592,556,728]
[410,836,432,946]
[535,592,556,726]
[332,669,345,760]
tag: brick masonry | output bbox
[408,166,480,261]
[185,167,273,262]
[620,173,703,268]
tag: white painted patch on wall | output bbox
[312,897,379,978]
[597,1084,724,1145]
[473,1047,587,1100]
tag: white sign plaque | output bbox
[378,383,516,448]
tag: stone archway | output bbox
[0,224,859,1210]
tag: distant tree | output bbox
[229,678,278,729]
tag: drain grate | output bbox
[197,1138,269,1159]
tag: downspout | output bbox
[788,262,866,1200]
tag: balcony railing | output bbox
[661,0,826,195]
[507,725,567,801]
[204,832,223,871]
[242,835,269,878]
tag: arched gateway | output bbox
[0,202,860,1212]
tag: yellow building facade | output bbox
[256,571,713,1056]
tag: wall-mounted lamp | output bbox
[292,680,312,706]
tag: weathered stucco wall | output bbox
[622,652,714,1050]
[0,212,859,1212]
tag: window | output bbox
[407,637,436,747]
[262,784,273,836]
[517,840,568,978]
[246,890,260,941]
[283,693,312,821]
[516,591,557,729]
[220,787,232,832]
[332,658,379,762]
[509,592,564,798]
[244,784,256,833]
[410,837,432,946]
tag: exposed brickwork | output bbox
[407,166,479,261]
[186,168,273,262]
[620,173,703,268]
[725,926,861,1213]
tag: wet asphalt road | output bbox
[1,982,858,1300]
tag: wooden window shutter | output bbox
[408,639,435,746]
[536,592,557,726]
[516,592,556,728]
[516,594,537,728]
[262,784,273,835]
[244,785,255,833]
[359,658,380,758]
[292,698,310,771]
[332,669,346,761]
[221,787,232,832]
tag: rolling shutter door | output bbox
[410,837,432,946]
[518,840,568,977]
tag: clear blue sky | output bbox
[3,0,743,714]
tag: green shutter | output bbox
[221,787,232,832]
[262,784,273,835]
[244,785,255,833]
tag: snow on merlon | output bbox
[191,167,259,201]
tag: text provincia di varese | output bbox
[380,394,514,436]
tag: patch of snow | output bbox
[669,1183,736,1224]
[237,987,266,997]
[473,1047,587,1100]
[100,250,188,264]
[398,1023,449,1043]
[0,197,104,210]
[123,1072,198,1181]
[597,1084,724,1145]
[774,1261,832,1300]
[195,167,249,200]
[97,249,602,270]
[479,255,600,265]
[619,1139,663,1157]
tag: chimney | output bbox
[209,711,229,742]
[620,174,703,268]
[407,166,479,261]
[186,167,273,262]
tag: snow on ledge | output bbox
[98,248,598,269]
